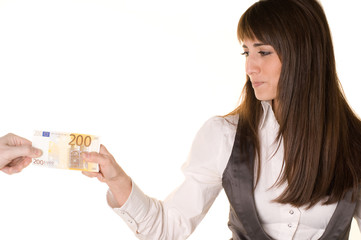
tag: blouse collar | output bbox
[260,100,276,129]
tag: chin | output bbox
[254,94,268,102]
[254,92,275,102]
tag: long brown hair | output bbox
[229,0,361,207]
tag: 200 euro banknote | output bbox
[32,131,100,172]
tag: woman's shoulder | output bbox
[183,114,239,179]
[191,114,239,157]
[201,114,239,134]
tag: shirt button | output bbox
[289,210,294,215]
[288,223,292,228]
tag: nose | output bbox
[245,55,260,76]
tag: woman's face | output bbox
[242,38,282,103]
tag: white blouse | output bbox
[107,101,361,240]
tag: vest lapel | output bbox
[318,190,356,240]
[222,117,272,240]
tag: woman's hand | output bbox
[0,133,42,174]
[82,145,132,207]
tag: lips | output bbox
[251,81,264,88]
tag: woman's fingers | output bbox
[82,171,104,180]
[99,144,111,155]
[82,171,99,178]
[82,145,116,173]
[81,151,105,164]
[81,144,132,206]
[82,145,128,185]
[82,171,106,182]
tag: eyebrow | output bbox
[242,43,267,48]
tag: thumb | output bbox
[6,145,42,160]
[99,144,111,156]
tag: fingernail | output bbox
[33,148,42,156]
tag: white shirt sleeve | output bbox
[106,116,236,240]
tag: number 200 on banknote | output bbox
[32,131,100,172]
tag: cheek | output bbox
[264,61,281,96]
[272,74,280,88]
[269,62,282,87]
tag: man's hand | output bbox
[0,133,42,174]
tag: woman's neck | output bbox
[272,99,280,123]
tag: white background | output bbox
[0,0,360,239]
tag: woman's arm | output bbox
[82,116,236,239]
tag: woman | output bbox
[82,0,361,239]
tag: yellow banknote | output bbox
[32,131,100,172]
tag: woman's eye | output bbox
[259,51,271,56]
[241,51,249,57]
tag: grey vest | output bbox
[222,118,356,240]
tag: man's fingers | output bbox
[1,167,14,174]
[21,157,33,168]
[1,157,32,175]
[21,146,42,158]
[1,133,31,146]
[6,145,42,161]
[0,133,42,160]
